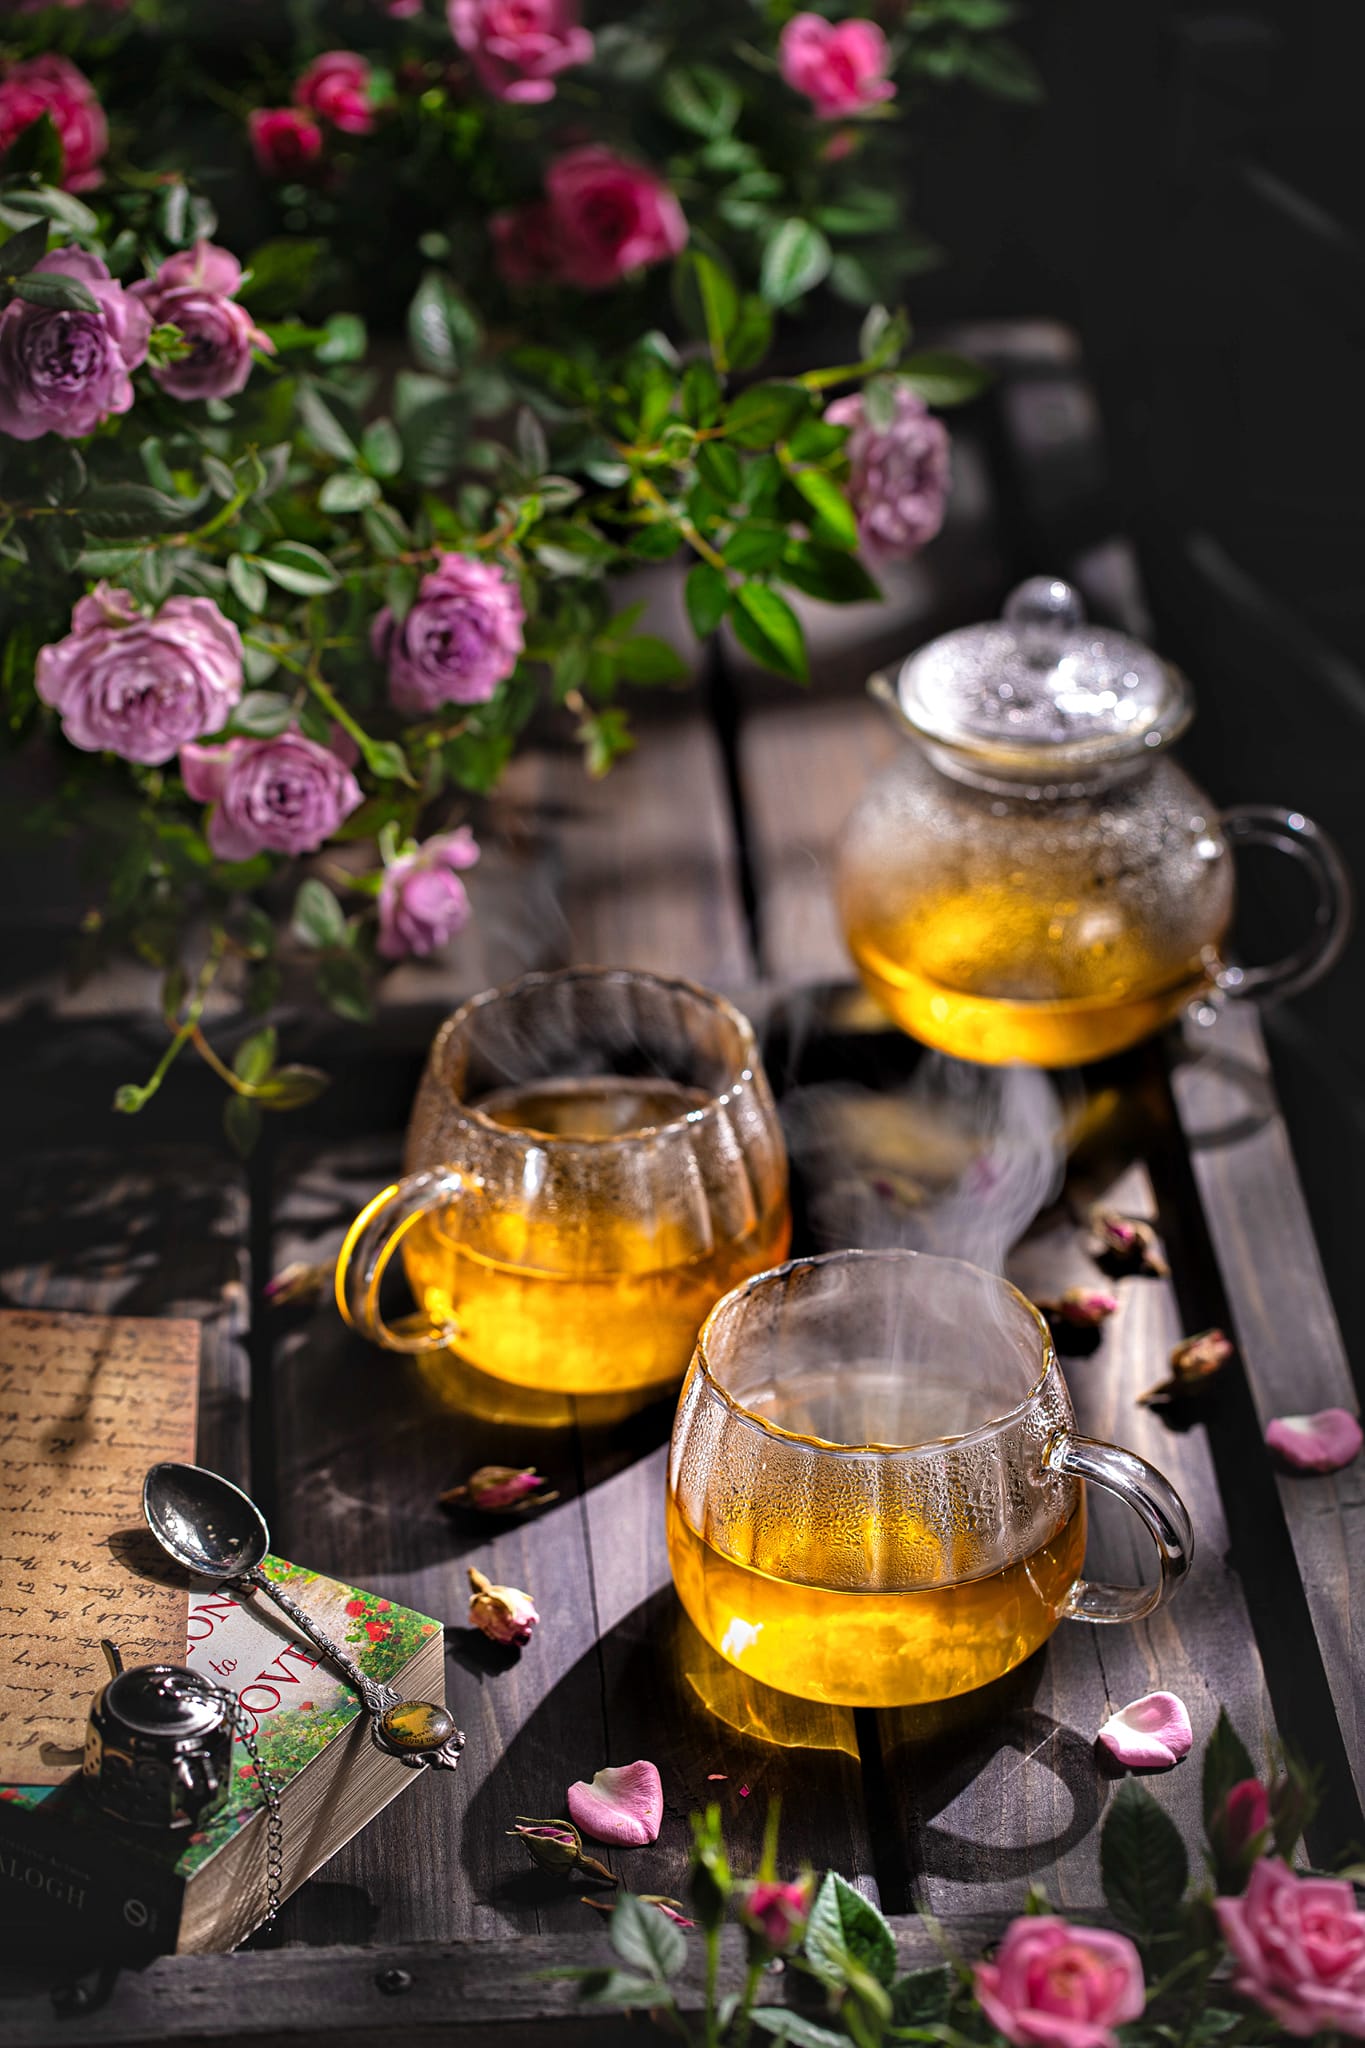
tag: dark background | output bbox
[913,0,1365,1375]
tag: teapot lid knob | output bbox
[1002,578,1086,665]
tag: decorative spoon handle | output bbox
[239,1565,400,1719]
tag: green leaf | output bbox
[790,468,858,549]
[898,351,992,407]
[680,362,721,428]
[2,183,99,238]
[608,1891,687,1980]
[238,238,326,316]
[785,417,848,462]
[319,470,381,514]
[804,1872,896,1992]
[75,545,142,578]
[724,382,810,450]
[722,521,786,572]
[227,554,268,615]
[361,417,403,479]
[759,220,832,308]
[672,250,738,366]
[613,634,689,685]
[576,1971,674,2009]
[361,501,410,557]
[80,484,190,538]
[1202,1708,1257,1836]
[229,691,293,738]
[316,311,367,364]
[730,583,808,685]
[750,2012,849,2048]
[813,188,901,237]
[408,270,481,378]
[13,268,98,313]
[292,878,347,950]
[1,113,64,186]
[298,383,360,463]
[0,218,50,278]
[399,394,470,486]
[727,295,774,372]
[662,64,741,138]
[696,441,742,502]
[255,1064,330,1110]
[782,541,880,605]
[233,1026,277,1087]
[889,1966,955,2027]
[685,563,729,638]
[259,542,339,596]
[223,1093,263,1159]
[358,736,412,783]
[961,38,1043,100]
[578,707,635,777]
[1100,1780,1189,1945]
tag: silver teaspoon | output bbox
[142,1461,463,1771]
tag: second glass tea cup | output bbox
[668,1249,1192,1707]
[336,968,791,1397]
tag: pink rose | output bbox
[489,201,560,288]
[0,249,150,441]
[37,585,243,765]
[248,106,325,179]
[974,1917,1145,2048]
[294,52,376,137]
[1216,1859,1365,2038]
[1209,1779,1272,1886]
[377,827,479,959]
[131,241,274,401]
[0,55,107,191]
[372,552,524,714]
[181,729,363,859]
[386,0,422,13]
[742,1879,812,1953]
[779,15,896,120]
[826,385,951,559]
[449,0,593,105]
[544,146,687,290]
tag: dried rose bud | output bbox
[508,1816,616,1885]
[441,1464,559,1514]
[1090,1209,1169,1276]
[469,1565,539,1646]
[583,1893,695,1926]
[264,1259,333,1307]
[1138,1326,1234,1406]
[742,1876,814,1952]
[1037,1287,1119,1330]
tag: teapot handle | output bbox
[1210,805,1352,1005]
[334,1168,474,1353]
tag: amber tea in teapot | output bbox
[837,580,1349,1066]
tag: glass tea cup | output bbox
[336,968,791,1396]
[667,1249,1191,1707]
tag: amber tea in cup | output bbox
[336,969,790,1396]
[667,1250,1191,1707]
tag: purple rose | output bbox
[371,553,524,715]
[0,248,150,440]
[36,584,243,765]
[131,241,274,401]
[825,384,951,559]
[377,827,480,959]
[181,728,363,859]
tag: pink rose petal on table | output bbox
[1265,1408,1363,1473]
[567,1760,663,1846]
[1097,1691,1193,1770]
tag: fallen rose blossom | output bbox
[1265,1408,1363,1474]
[507,1815,616,1883]
[1090,1208,1168,1276]
[441,1464,559,1513]
[1097,1691,1193,1770]
[567,1760,663,1846]
[468,1565,538,1646]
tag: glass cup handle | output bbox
[334,1167,473,1353]
[1209,805,1352,1005]
[1044,1432,1194,1624]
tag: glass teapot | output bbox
[836,578,1350,1067]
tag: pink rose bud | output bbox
[567,1760,663,1846]
[1139,1327,1235,1407]
[372,552,525,714]
[742,1877,813,1952]
[1097,1691,1193,1771]
[131,241,275,402]
[584,1892,695,1925]
[294,51,377,136]
[468,1565,539,1646]
[0,250,150,440]
[248,106,325,179]
[1210,1778,1272,1881]
[0,54,107,191]
[779,14,896,120]
[180,728,363,858]
[974,1917,1146,2048]
[441,1464,559,1513]
[37,586,243,765]
[1090,1208,1169,1275]
[1215,1859,1365,2037]
[1265,1407,1363,1474]
[449,0,594,105]
[544,146,688,291]
[1038,1287,1119,1329]
[825,385,951,560]
[263,1260,333,1307]
[507,1816,615,1883]
[377,827,480,960]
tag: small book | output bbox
[0,1558,445,1958]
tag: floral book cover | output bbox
[0,1558,442,1960]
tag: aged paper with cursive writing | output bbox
[0,1308,199,1784]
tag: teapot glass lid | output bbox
[892,578,1192,774]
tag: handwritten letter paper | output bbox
[0,1309,199,1784]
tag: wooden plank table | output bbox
[1,331,1361,2045]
